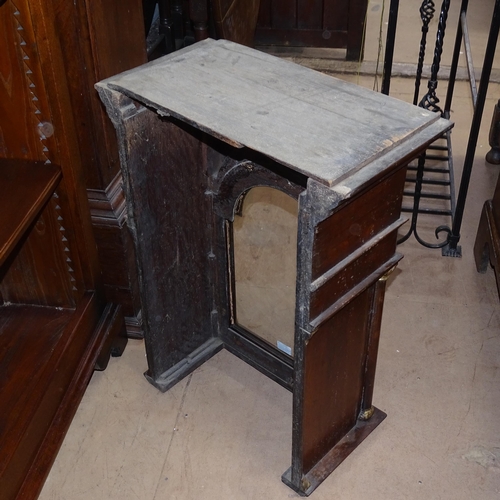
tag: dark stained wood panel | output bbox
[256,0,368,60]
[311,167,407,280]
[0,1,132,495]
[310,230,398,320]
[0,199,77,308]
[212,0,261,47]
[324,0,350,32]
[64,0,146,188]
[0,293,110,500]
[257,0,272,27]
[0,306,72,469]
[298,0,323,29]
[0,159,61,267]
[272,0,297,29]
[118,110,214,382]
[0,2,56,162]
[301,287,373,474]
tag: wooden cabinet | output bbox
[98,39,451,495]
[255,0,369,60]
[0,0,141,496]
[0,159,127,500]
[0,0,148,338]
[475,171,500,298]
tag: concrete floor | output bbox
[40,1,500,499]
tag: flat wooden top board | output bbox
[101,39,449,187]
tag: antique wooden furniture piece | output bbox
[475,170,500,298]
[474,99,500,299]
[255,0,369,60]
[98,39,451,495]
[0,158,126,500]
[0,0,147,338]
[0,0,139,496]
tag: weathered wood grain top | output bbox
[99,39,452,187]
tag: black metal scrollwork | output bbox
[399,0,453,249]
[419,0,451,114]
[413,1,435,105]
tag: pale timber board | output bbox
[101,39,448,187]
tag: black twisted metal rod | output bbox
[398,154,427,245]
[399,0,453,247]
[419,0,452,114]
[413,1,436,105]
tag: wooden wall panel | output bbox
[324,0,350,32]
[297,0,323,30]
[255,0,368,60]
[272,0,297,29]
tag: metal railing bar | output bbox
[401,207,453,216]
[404,191,451,200]
[407,165,450,173]
[406,179,451,186]
[460,11,478,109]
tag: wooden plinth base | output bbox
[282,408,387,496]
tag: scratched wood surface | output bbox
[102,38,441,187]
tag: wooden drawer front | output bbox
[311,167,406,281]
[309,224,402,327]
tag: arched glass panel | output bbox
[232,187,298,356]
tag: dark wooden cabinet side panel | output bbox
[70,0,147,189]
[0,308,69,456]
[0,199,75,307]
[0,2,87,304]
[492,170,500,222]
[92,222,141,318]
[301,287,373,474]
[57,0,146,325]
[84,0,146,82]
[92,224,134,290]
[11,0,104,293]
[0,293,106,500]
[122,111,214,378]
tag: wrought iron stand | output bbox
[383,0,500,256]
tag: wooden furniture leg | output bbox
[189,0,209,41]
